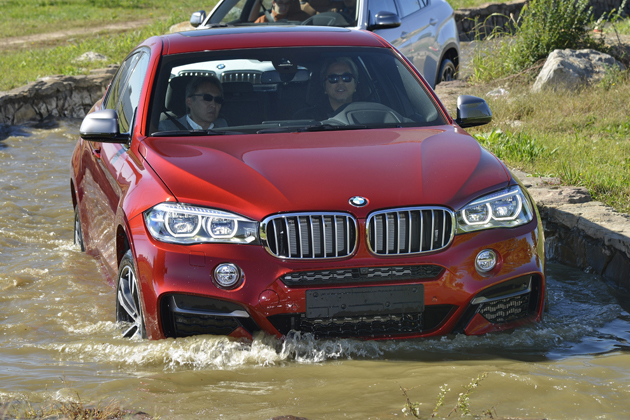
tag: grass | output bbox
[400,373,490,418]
[0,0,199,39]
[464,78,630,214]
[0,14,189,91]
[0,398,154,419]
[446,0,497,10]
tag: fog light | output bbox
[475,249,497,273]
[213,263,242,289]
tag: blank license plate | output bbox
[305,285,424,319]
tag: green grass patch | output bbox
[0,11,195,91]
[0,0,199,38]
[470,0,606,83]
[465,81,630,213]
[446,0,497,11]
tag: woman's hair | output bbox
[320,57,359,84]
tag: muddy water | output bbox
[2,119,630,419]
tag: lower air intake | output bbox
[478,294,530,323]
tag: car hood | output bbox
[141,127,510,220]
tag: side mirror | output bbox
[79,109,130,143]
[367,12,401,30]
[190,10,207,28]
[455,95,492,128]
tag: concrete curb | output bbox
[0,70,628,290]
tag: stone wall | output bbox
[456,0,630,41]
[0,66,118,126]
[515,170,630,292]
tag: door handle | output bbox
[92,148,101,159]
[400,31,408,38]
[430,18,438,25]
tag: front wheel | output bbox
[116,250,147,339]
[437,58,457,85]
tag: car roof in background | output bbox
[158,26,388,55]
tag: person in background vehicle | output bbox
[295,57,359,120]
[250,0,309,22]
[299,0,333,15]
[159,76,227,131]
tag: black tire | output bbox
[115,250,147,339]
[437,58,457,85]
[73,206,85,252]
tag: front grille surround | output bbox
[261,212,358,259]
[366,207,455,256]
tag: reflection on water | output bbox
[1,120,630,419]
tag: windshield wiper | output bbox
[298,123,368,132]
[203,23,230,28]
[152,129,241,137]
[256,124,368,134]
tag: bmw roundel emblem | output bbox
[217,64,226,69]
[349,196,368,207]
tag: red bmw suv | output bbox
[71,26,546,340]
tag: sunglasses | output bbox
[189,93,225,104]
[326,73,354,84]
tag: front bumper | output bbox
[128,214,545,340]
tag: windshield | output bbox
[208,0,359,27]
[148,46,446,136]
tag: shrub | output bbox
[471,0,603,82]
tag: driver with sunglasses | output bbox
[159,75,227,131]
[294,57,359,121]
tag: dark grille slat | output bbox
[408,211,413,253]
[263,213,357,259]
[419,210,424,252]
[308,216,315,258]
[367,207,454,255]
[282,265,445,286]
[284,218,292,257]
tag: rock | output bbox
[0,65,118,125]
[486,87,509,98]
[528,186,592,207]
[170,21,195,33]
[532,49,625,92]
[74,51,108,63]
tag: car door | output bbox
[80,50,150,279]
[390,0,439,87]
[367,0,406,48]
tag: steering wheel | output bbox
[300,11,351,26]
[327,102,407,125]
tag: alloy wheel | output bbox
[117,264,143,338]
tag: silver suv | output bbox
[190,0,459,88]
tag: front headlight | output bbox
[456,186,534,234]
[145,203,259,244]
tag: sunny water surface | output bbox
[1,119,630,419]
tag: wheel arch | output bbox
[435,45,460,86]
[116,224,131,269]
[442,46,459,72]
[70,179,77,209]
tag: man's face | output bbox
[325,62,356,106]
[186,82,223,129]
[273,0,292,15]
